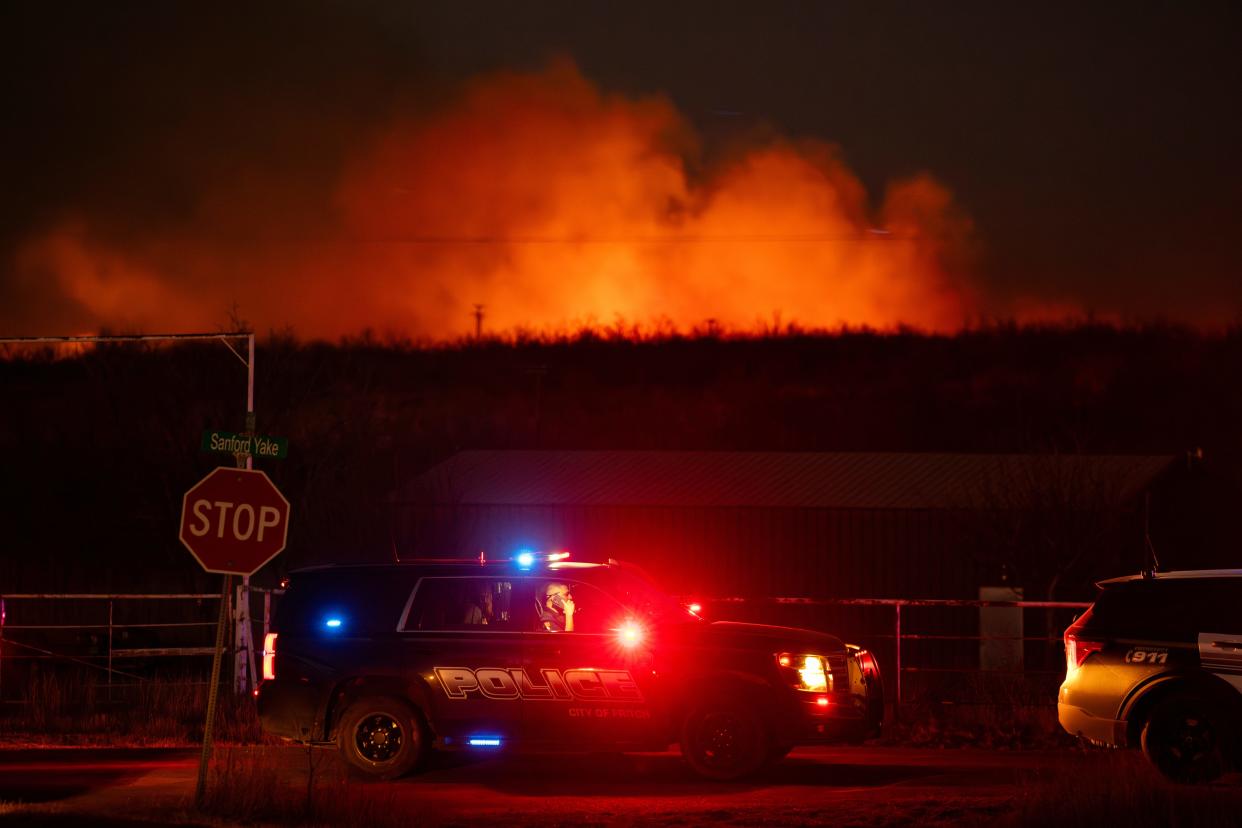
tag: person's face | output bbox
[547,585,571,607]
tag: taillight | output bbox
[1063,608,1102,675]
[262,632,278,681]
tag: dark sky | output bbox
[4,1,1241,332]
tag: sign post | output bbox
[179,465,290,808]
[197,572,231,810]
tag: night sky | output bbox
[3,2,1240,337]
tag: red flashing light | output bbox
[816,696,830,707]
[262,633,278,681]
[617,620,645,648]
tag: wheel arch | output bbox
[668,670,782,729]
[324,674,435,741]
[1121,671,1242,748]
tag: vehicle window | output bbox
[1193,581,1242,632]
[531,579,629,634]
[277,570,417,633]
[402,577,524,632]
[1091,579,1237,640]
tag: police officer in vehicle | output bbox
[463,584,494,625]
[540,582,575,632]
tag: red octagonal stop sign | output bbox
[179,467,290,575]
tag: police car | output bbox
[1058,569,1242,782]
[257,553,883,781]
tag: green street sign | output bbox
[201,429,288,460]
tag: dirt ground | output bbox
[1,744,1239,827]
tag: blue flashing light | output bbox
[516,551,535,569]
[468,737,502,747]
[325,618,343,629]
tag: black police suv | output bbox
[257,555,884,780]
[1058,569,1242,782]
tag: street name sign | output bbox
[179,467,291,575]
[201,429,288,459]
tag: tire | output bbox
[1139,692,1226,784]
[680,698,770,781]
[337,696,425,780]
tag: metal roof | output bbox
[1097,569,1242,585]
[394,450,1176,510]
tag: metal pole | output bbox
[233,334,257,694]
[107,600,114,701]
[196,575,232,809]
[232,583,243,694]
[0,596,6,702]
[894,603,902,717]
[263,591,271,646]
[243,334,257,691]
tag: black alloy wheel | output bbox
[338,696,423,780]
[1140,693,1226,784]
[355,713,404,763]
[680,700,768,781]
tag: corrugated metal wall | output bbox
[397,503,1010,596]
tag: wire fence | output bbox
[0,591,1088,708]
[0,589,279,703]
[700,595,1090,707]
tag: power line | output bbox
[46,232,917,246]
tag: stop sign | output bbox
[179,467,290,575]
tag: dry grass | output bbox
[0,672,271,746]
[883,672,1078,750]
[1006,750,1242,828]
[886,702,1074,750]
[198,746,433,827]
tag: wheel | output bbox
[337,696,424,780]
[680,698,769,781]
[1140,693,1226,783]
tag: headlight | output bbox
[776,653,831,693]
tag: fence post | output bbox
[232,582,246,695]
[246,585,257,692]
[107,599,114,701]
[263,590,271,644]
[0,596,6,702]
[893,602,902,717]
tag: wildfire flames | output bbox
[15,60,984,339]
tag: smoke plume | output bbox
[12,60,982,340]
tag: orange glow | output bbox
[12,60,984,340]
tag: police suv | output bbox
[257,554,883,780]
[1058,569,1242,782]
